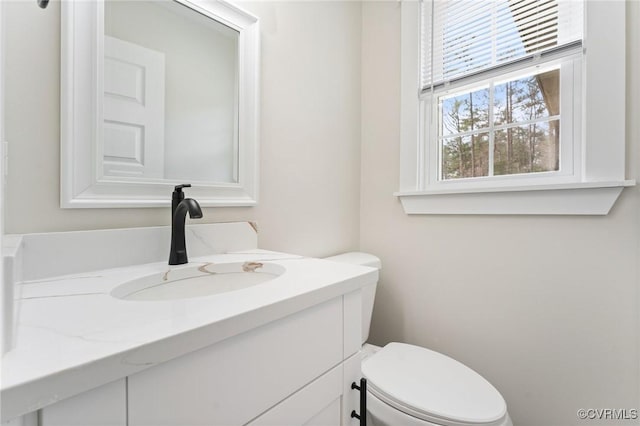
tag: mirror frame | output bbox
[61,0,259,208]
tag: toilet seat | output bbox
[362,343,508,426]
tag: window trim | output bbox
[397,0,634,215]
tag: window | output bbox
[437,65,566,181]
[397,0,633,215]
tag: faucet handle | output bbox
[172,184,191,210]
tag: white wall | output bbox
[3,0,362,258]
[360,2,640,425]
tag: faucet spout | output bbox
[169,194,203,265]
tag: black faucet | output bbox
[169,184,203,265]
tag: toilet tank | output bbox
[324,252,380,344]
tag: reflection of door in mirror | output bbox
[104,0,239,184]
[103,36,166,179]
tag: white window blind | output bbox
[421,0,583,90]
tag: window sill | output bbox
[394,180,636,215]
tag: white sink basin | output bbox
[111,262,285,301]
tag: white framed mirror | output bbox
[61,0,259,208]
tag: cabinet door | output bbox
[128,297,343,426]
[247,364,343,426]
[0,413,37,426]
[250,352,366,426]
[39,380,126,426]
[305,399,341,426]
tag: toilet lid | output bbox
[362,343,507,426]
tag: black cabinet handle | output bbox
[350,378,367,426]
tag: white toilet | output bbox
[326,253,513,426]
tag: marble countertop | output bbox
[1,249,377,421]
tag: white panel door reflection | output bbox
[103,36,165,178]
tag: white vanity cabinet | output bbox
[2,226,377,424]
[40,380,127,426]
[127,293,362,425]
[36,291,364,426]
